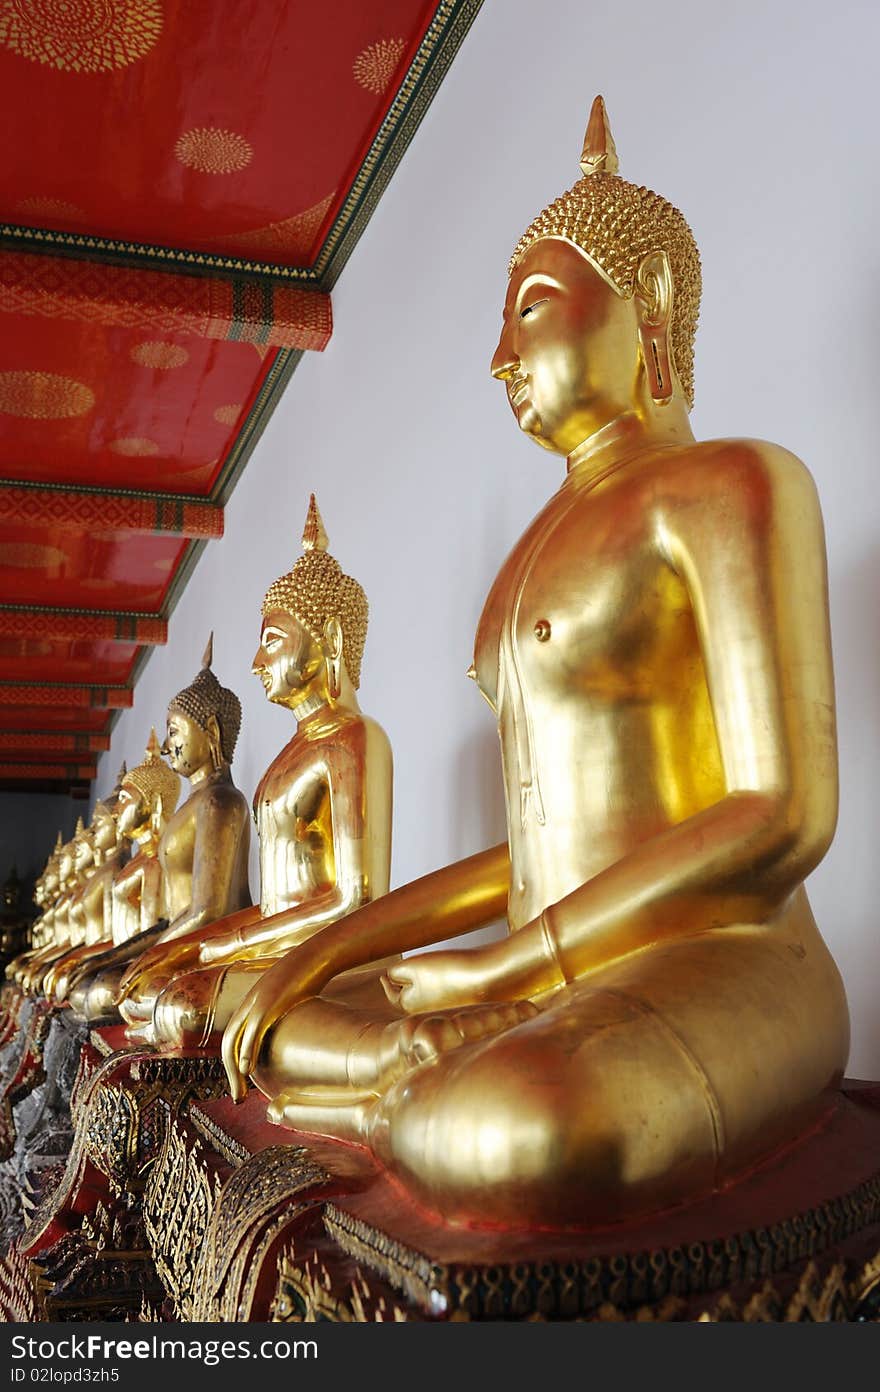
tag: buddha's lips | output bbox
[509,377,529,405]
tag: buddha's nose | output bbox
[491,332,518,381]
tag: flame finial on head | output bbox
[580,95,619,178]
[301,494,329,555]
[509,93,702,408]
[202,632,214,669]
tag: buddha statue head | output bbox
[254,495,369,710]
[492,96,701,456]
[117,729,181,844]
[41,833,63,903]
[89,797,119,857]
[57,834,78,894]
[163,635,242,779]
[72,816,95,877]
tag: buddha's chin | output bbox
[515,400,543,439]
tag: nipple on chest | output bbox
[533,618,551,643]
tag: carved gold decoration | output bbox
[143,1116,222,1319]
[109,436,159,456]
[218,193,334,260]
[212,403,241,426]
[130,341,189,370]
[174,127,252,175]
[14,196,86,222]
[323,1164,880,1321]
[0,370,94,419]
[0,0,163,74]
[353,37,406,94]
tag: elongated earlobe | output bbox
[323,616,344,701]
[636,250,675,404]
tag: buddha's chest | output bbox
[473,482,691,709]
[254,754,331,854]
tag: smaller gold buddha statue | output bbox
[7,838,58,985]
[42,818,95,1001]
[121,496,393,1051]
[23,831,80,996]
[47,773,130,1005]
[116,638,252,1039]
[68,732,180,1024]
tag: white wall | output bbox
[91,0,880,1074]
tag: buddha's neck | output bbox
[566,406,695,485]
[291,684,362,730]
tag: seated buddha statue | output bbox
[220,98,849,1228]
[42,818,95,1002]
[22,830,80,997]
[7,836,60,987]
[68,732,180,1024]
[120,496,393,1052]
[115,638,252,1039]
[48,772,129,1006]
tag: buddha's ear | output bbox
[322,616,344,701]
[204,713,224,771]
[635,250,674,404]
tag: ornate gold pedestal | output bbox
[135,1083,880,1323]
[9,1012,880,1322]
[19,1026,227,1319]
[0,994,54,1160]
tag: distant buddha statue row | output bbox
[212,97,849,1227]
[68,631,253,1029]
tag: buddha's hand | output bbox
[117,942,189,1001]
[382,943,512,1013]
[221,941,329,1103]
[383,1001,538,1082]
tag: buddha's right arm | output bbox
[221,842,510,1097]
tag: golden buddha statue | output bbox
[68,732,180,1024]
[7,838,58,986]
[47,774,130,1006]
[115,638,252,1039]
[22,831,80,996]
[119,496,393,1051]
[220,98,849,1228]
[42,817,94,1001]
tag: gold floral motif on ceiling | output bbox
[217,193,335,261]
[353,38,406,95]
[14,196,86,223]
[0,370,94,419]
[174,127,253,176]
[130,341,189,371]
[0,0,163,74]
[109,436,159,456]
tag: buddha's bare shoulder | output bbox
[196,778,250,821]
[321,710,392,760]
[652,437,818,503]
